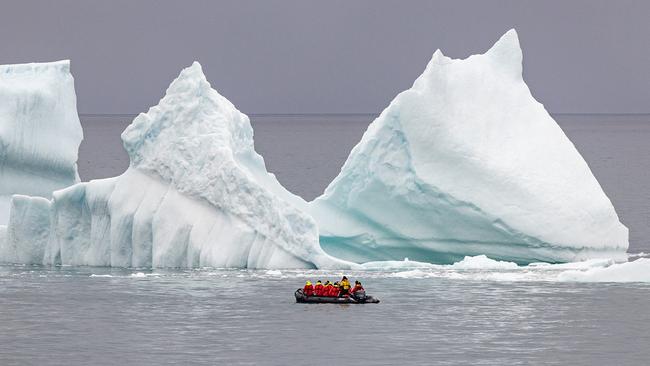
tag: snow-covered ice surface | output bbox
[0,62,348,269]
[310,29,628,265]
[0,60,83,224]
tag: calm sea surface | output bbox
[1,114,649,365]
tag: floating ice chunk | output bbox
[360,259,438,271]
[390,269,432,279]
[0,60,83,224]
[310,29,628,265]
[557,258,650,282]
[528,258,615,270]
[449,255,518,270]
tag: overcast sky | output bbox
[1,0,648,114]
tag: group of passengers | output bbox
[302,276,365,298]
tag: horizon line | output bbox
[78,112,650,118]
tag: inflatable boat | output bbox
[294,289,380,304]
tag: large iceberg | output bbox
[0,30,630,269]
[0,62,348,269]
[309,30,628,264]
[0,60,83,223]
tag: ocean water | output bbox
[1,264,649,366]
[2,114,649,365]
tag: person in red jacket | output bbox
[303,281,314,296]
[322,281,333,296]
[350,281,364,294]
[330,282,341,297]
[313,280,324,296]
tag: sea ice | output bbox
[557,258,650,282]
[0,60,83,223]
[309,29,628,265]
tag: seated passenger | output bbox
[350,280,364,294]
[303,280,314,296]
[330,282,341,297]
[314,280,324,296]
[351,281,366,299]
[322,281,333,296]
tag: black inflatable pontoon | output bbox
[295,289,380,304]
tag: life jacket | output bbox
[330,285,340,297]
[314,283,324,296]
[351,284,364,293]
[323,284,332,296]
[303,284,314,296]
[340,279,351,290]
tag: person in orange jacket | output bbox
[303,280,314,296]
[313,280,324,296]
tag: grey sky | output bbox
[1,0,648,115]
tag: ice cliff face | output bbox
[0,60,83,223]
[310,30,629,264]
[0,62,348,269]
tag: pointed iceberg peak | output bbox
[426,49,451,67]
[431,49,446,61]
[165,61,211,96]
[485,29,523,76]
[122,61,241,166]
[177,61,204,79]
[413,49,452,89]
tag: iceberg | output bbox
[0,60,83,223]
[309,29,628,265]
[0,62,348,269]
[0,30,630,269]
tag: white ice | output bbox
[309,29,628,265]
[0,60,83,224]
[0,32,636,273]
[353,255,650,283]
[557,258,650,282]
[0,62,349,269]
